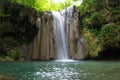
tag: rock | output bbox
[20,12,55,60]
[63,6,88,59]
[19,6,87,60]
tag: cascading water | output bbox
[52,12,68,60]
[20,0,87,61]
[52,0,83,60]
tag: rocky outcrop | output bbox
[0,1,88,60]
[20,12,55,60]
[22,6,88,60]
[63,6,87,59]
[20,6,87,60]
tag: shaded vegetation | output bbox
[0,0,38,60]
[0,0,80,60]
[78,0,120,59]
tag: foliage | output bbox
[11,0,75,12]
[79,0,120,58]
[0,1,38,57]
[0,0,11,17]
[111,7,120,24]
[89,13,103,29]
[78,0,106,15]
[100,23,120,48]
[83,29,102,57]
[82,12,104,30]
[7,49,23,60]
[0,10,10,17]
[77,0,95,16]
[2,37,19,48]
[111,9,120,15]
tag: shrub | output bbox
[81,12,105,30]
[7,49,23,60]
[89,13,104,29]
[100,23,120,48]
[77,0,95,16]
[83,29,102,57]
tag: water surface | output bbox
[0,61,120,80]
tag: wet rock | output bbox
[63,6,88,59]
[20,6,87,60]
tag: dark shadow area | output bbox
[0,1,38,57]
[98,47,120,60]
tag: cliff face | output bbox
[0,1,88,60]
[20,12,55,60]
[21,6,87,60]
[0,2,38,60]
[64,6,87,60]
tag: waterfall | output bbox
[52,0,83,60]
[52,12,68,60]
[20,0,88,60]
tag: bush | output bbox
[7,49,23,60]
[83,29,102,57]
[81,12,105,30]
[100,23,120,48]
[89,13,104,29]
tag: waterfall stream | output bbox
[20,0,88,60]
[52,0,83,60]
[52,12,68,60]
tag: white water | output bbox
[52,0,83,60]
[52,12,68,60]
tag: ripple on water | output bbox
[34,67,80,80]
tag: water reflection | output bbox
[0,61,120,80]
[35,66,79,79]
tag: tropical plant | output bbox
[100,23,120,48]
